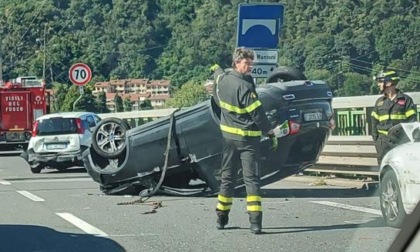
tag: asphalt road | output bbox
[0,156,401,252]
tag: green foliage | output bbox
[165,81,208,108]
[114,93,123,112]
[124,97,133,112]
[96,92,109,113]
[140,100,153,110]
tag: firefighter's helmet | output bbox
[373,70,400,84]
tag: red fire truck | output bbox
[0,76,48,150]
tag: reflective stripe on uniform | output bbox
[218,195,233,203]
[219,100,262,114]
[217,203,231,211]
[247,195,261,202]
[371,111,379,120]
[217,195,233,211]
[372,112,409,122]
[220,124,262,137]
[247,195,262,212]
[406,109,416,117]
[378,130,388,135]
[247,205,262,212]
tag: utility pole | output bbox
[42,24,46,81]
[0,37,3,82]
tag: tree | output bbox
[124,97,133,111]
[114,93,124,112]
[140,100,153,110]
[96,92,109,113]
[165,81,208,108]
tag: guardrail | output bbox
[307,135,379,177]
[98,92,420,177]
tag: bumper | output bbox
[24,147,86,168]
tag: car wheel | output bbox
[30,166,42,174]
[92,117,129,159]
[380,169,407,228]
[266,66,307,83]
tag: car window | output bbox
[36,117,78,136]
[86,116,96,128]
[94,115,102,124]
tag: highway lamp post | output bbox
[36,24,47,82]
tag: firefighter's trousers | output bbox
[216,138,262,214]
[374,135,395,165]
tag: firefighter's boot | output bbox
[216,210,229,229]
[249,212,262,234]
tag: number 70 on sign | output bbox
[69,63,92,86]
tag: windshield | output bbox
[36,117,78,136]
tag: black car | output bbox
[82,67,334,196]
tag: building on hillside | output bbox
[93,78,170,111]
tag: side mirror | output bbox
[388,124,411,145]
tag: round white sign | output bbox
[69,63,92,86]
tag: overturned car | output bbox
[82,67,335,196]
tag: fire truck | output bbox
[0,76,48,150]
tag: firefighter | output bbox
[371,70,417,164]
[210,48,277,234]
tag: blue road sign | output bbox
[236,3,284,49]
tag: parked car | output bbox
[21,112,101,173]
[379,122,420,228]
[82,67,335,195]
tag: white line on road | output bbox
[0,179,11,185]
[311,201,382,216]
[56,212,108,237]
[17,190,45,202]
[11,178,93,183]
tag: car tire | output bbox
[91,117,129,159]
[266,66,307,83]
[30,166,42,174]
[380,169,407,228]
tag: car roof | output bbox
[36,112,97,120]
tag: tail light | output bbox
[288,120,301,135]
[75,118,84,134]
[32,121,39,137]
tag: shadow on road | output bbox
[43,167,87,174]
[0,225,125,252]
[259,187,379,198]
[260,217,387,234]
[222,218,387,235]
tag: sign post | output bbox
[236,3,284,81]
[69,63,92,111]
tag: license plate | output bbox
[304,112,323,121]
[46,143,67,150]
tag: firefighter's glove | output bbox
[268,133,278,151]
[210,64,221,72]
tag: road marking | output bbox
[311,201,382,216]
[56,212,108,237]
[17,191,45,202]
[11,178,93,183]
[0,179,11,185]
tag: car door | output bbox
[81,115,97,146]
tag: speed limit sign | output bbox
[69,63,92,86]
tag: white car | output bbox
[22,112,101,173]
[379,122,420,228]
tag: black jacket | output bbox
[213,68,272,142]
[371,90,417,140]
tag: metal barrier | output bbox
[307,135,379,176]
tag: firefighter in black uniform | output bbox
[371,70,417,164]
[210,48,277,234]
